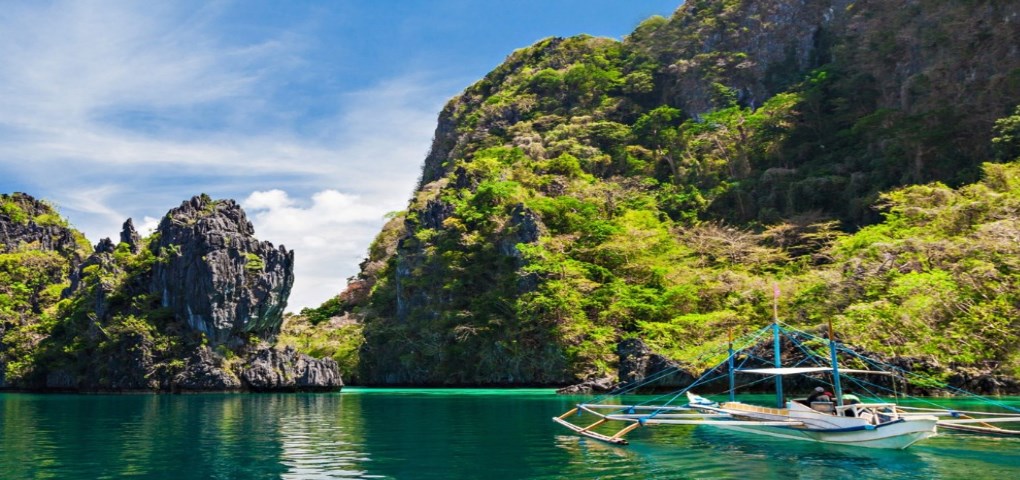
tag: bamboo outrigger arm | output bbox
[551,415,636,445]
[936,415,1020,437]
[553,402,808,446]
[895,406,1020,435]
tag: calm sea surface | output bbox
[1,389,1018,479]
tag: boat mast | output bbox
[728,328,735,402]
[828,318,844,407]
[772,284,783,408]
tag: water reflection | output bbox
[1,392,1019,479]
[278,394,374,479]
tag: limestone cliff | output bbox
[338,0,1020,390]
[1,194,340,393]
[151,195,294,346]
[0,193,91,388]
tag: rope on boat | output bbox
[589,324,773,405]
[555,320,1020,444]
[781,324,1020,416]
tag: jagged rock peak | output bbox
[120,218,142,253]
[95,237,115,254]
[159,194,255,238]
[151,194,295,346]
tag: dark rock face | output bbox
[556,377,616,395]
[555,339,697,395]
[497,204,543,260]
[947,367,1020,396]
[120,218,142,254]
[151,195,294,346]
[45,370,78,390]
[417,102,462,188]
[95,237,115,254]
[616,338,696,390]
[174,347,242,391]
[240,346,343,392]
[64,241,122,320]
[498,204,543,292]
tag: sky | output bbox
[0,0,682,311]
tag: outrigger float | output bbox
[554,315,1020,449]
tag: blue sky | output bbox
[0,0,682,310]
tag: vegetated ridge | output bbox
[299,0,1020,392]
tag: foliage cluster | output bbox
[2,234,193,388]
[0,195,95,384]
[278,314,364,382]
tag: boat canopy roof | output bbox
[737,367,891,376]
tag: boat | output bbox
[683,377,938,449]
[553,307,1020,449]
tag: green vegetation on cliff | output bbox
[2,227,192,389]
[1,195,321,392]
[0,194,92,385]
[330,0,1020,386]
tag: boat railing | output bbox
[831,402,904,424]
[721,402,789,416]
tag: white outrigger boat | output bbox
[683,376,938,449]
[554,317,1020,449]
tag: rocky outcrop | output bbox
[616,338,695,389]
[0,192,87,262]
[497,204,543,260]
[554,339,694,395]
[64,233,124,319]
[120,218,142,254]
[2,193,342,393]
[240,346,343,392]
[151,194,294,346]
[418,101,465,188]
[174,345,344,393]
[174,347,242,391]
[946,366,1020,396]
[555,377,616,395]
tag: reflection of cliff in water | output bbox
[0,394,374,479]
[278,394,369,478]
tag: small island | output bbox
[0,193,341,393]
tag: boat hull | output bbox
[715,418,938,449]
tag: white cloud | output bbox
[243,189,398,311]
[139,216,161,235]
[0,1,451,309]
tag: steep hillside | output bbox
[326,0,1020,388]
[0,193,91,387]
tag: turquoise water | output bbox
[1,390,1019,479]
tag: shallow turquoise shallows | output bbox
[2,390,1019,479]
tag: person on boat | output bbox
[806,386,830,403]
[841,390,862,416]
